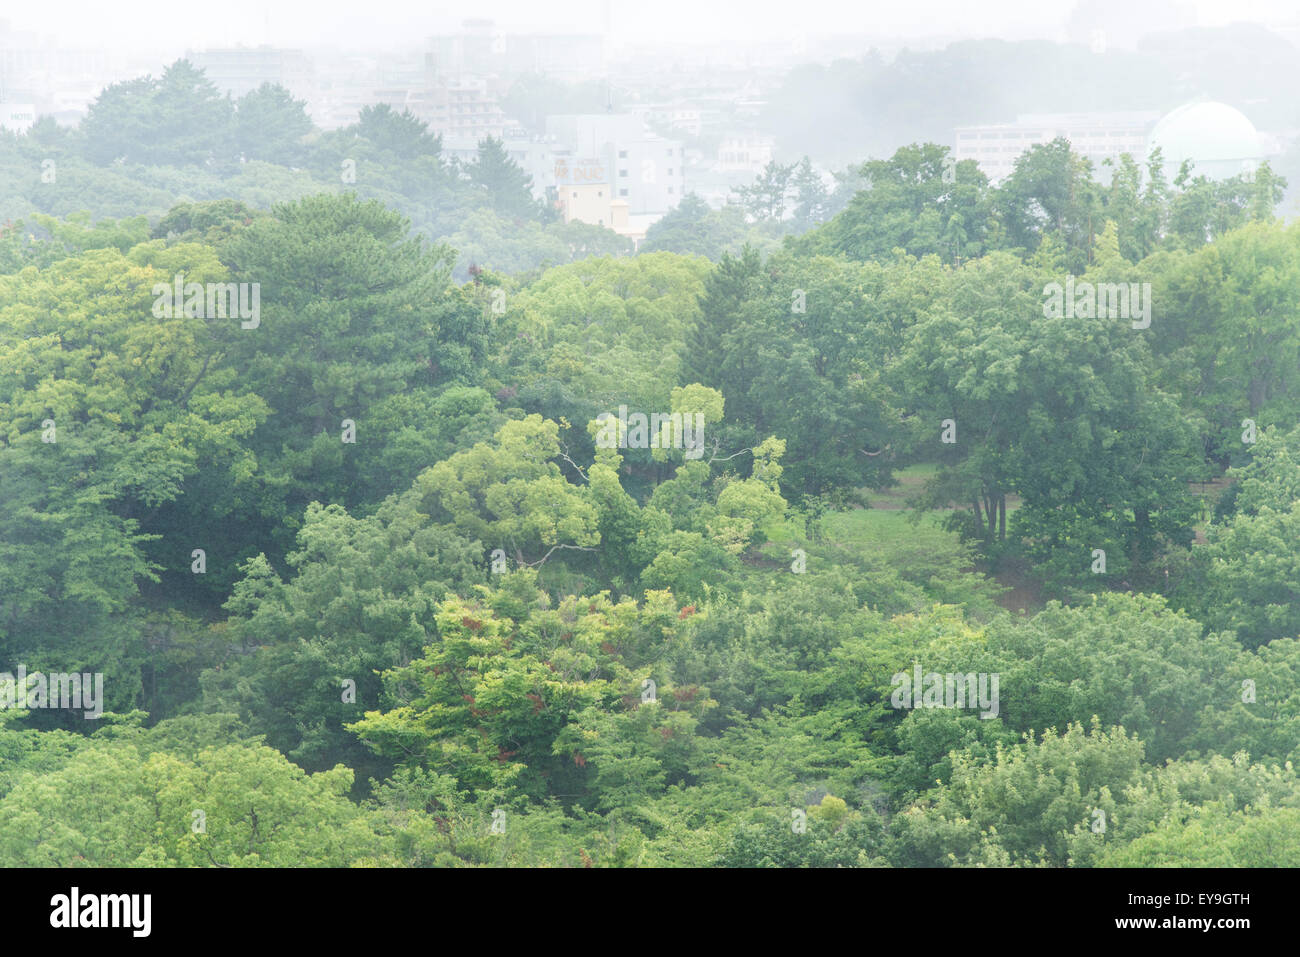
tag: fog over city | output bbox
[7,0,1300,216]
[9,0,1300,48]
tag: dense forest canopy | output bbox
[2,55,1300,868]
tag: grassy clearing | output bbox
[754,463,1048,615]
[859,463,1023,513]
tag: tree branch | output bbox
[523,543,598,567]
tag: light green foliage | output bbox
[413,415,600,565]
[498,253,711,441]
[0,727,393,866]
[893,720,1147,867]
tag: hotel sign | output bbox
[554,157,607,185]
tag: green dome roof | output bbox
[1148,101,1262,181]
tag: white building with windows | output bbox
[955,103,1270,185]
[953,111,1159,183]
[545,114,684,216]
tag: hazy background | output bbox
[8,0,1300,52]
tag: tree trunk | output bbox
[1248,374,1266,416]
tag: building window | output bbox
[597,191,602,197]
[573,192,578,198]
[667,186,674,194]
[666,148,673,156]
[619,188,628,196]
[619,169,628,177]
[667,168,673,175]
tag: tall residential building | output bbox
[412,75,508,139]
[185,46,314,100]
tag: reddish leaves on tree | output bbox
[678,605,696,619]
[461,616,483,632]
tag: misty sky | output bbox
[4,0,1300,53]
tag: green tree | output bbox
[996,138,1101,270]
[200,491,484,779]
[467,137,546,220]
[81,60,235,167]
[235,83,313,165]
[805,143,992,264]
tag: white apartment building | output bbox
[419,76,508,139]
[954,111,1160,183]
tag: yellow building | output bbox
[609,200,648,246]
[560,182,613,227]
[555,157,613,226]
[554,157,651,247]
